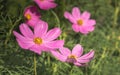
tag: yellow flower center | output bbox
[68,55,77,59]
[77,19,83,26]
[25,14,31,20]
[33,37,43,45]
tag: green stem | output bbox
[51,10,60,28]
[69,64,73,75]
[4,17,22,46]
[91,47,107,75]
[47,54,50,66]
[51,10,62,40]
[113,0,119,28]
[113,7,119,28]
[80,35,85,44]
[34,53,37,75]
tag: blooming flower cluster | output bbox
[13,0,96,67]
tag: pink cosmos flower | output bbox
[51,44,94,66]
[34,0,57,10]
[13,21,64,54]
[24,6,42,28]
[64,7,96,35]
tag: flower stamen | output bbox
[68,55,77,59]
[77,19,83,26]
[34,37,43,45]
[67,54,77,62]
[25,14,31,20]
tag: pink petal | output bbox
[80,19,96,34]
[64,12,76,24]
[34,21,48,38]
[81,11,90,20]
[29,45,42,54]
[72,44,83,57]
[87,19,96,26]
[34,0,57,10]
[77,58,90,63]
[44,28,61,41]
[13,31,27,41]
[19,23,33,38]
[72,24,80,32]
[26,18,40,28]
[59,47,71,56]
[83,26,95,32]
[44,40,64,49]
[73,62,82,66]
[13,31,34,49]
[79,50,94,59]
[16,38,34,50]
[41,1,57,10]
[79,27,89,35]
[51,50,67,62]
[88,26,95,32]
[72,7,80,19]
[31,44,51,52]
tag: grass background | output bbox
[0,0,120,75]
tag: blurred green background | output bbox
[0,0,120,75]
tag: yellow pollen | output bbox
[77,19,83,26]
[68,55,77,59]
[33,37,43,45]
[25,14,31,20]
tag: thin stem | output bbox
[113,0,119,28]
[34,53,37,75]
[4,16,22,46]
[47,54,50,66]
[80,35,85,44]
[51,10,60,28]
[85,66,88,75]
[69,64,73,75]
[91,47,107,75]
[51,10,62,40]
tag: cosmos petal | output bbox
[34,0,57,10]
[29,45,42,54]
[59,47,71,56]
[72,44,83,57]
[51,50,67,62]
[44,40,64,49]
[19,23,33,38]
[64,12,76,24]
[34,21,48,37]
[44,28,61,41]
[81,11,90,20]
[72,7,81,19]
[74,62,82,66]
[16,38,34,49]
[72,24,80,32]
[80,50,94,59]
